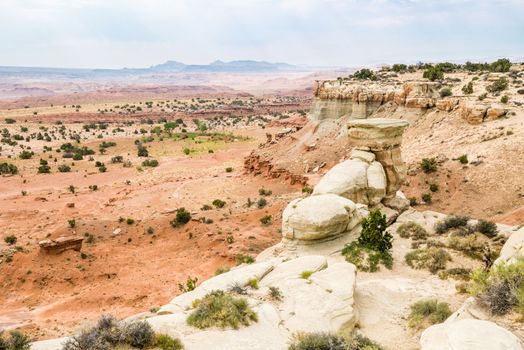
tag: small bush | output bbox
[0,162,18,175]
[434,215,470,234]
[258,188,272,196]
[4,235,17,245]
[137,145,149,157]
[474,220,498,238]
[126,218,135,225]
[215,266,230,275]
[178,276,198,292]
[200,204,212,211]
[408,299,452,329]
[429,183,439,192]
[423,66,444,81]
[0,330,31,350]
[405,248,451,273]
[186,291,258,329]
[486,77,508,93]
[170,208,191,227]
[288,331,384,350]
[268,286,283,301]
[457,154,468,164]
[478,93,487,101]
[447,235,485,260]
[352,68,377,81]
[302,186,313,194]
[439,87,452,97]
[300,271,313,279]
[501,95,509,104]
[153,334,184,350]
[58,164,71,173]
[396,222,427,240]
[470,259,524,316]
[420,158,437,173]
[260,215,272,225]
[121,320,155,349]
[236,254,255,265]
[257,197,267,208]
[212,199,226,208]
[248,278,259,289]
[422,193,432,204]
[141,159,159,167]
[225,167,233,173]
[462,82,474,94]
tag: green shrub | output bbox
[258,188,272,196]
[478,93,487,101]
[457,154,468,164]
[288,331,384,350]
[260,215,272,225]
[153,334,184,350]
[408,300,452,329]
[420,158,437,173]
[5,118,16,124]
[248,278,259,289]
[212,199,226,208]
[170,208,191,227]
[268,286,283,301]
[300,271,314,279]
[225,167,233,173]
[469,259,524,316]
[486,77,508,93]
[447,235,485,260]
[501,95,509,104]
[236,254,255,265]
[342,210,393,272]
[405,248,451,273]
[121,320,155,349]
[352,68,377,81]
[438,267,472,281]
[58,164,71,173]
[439,87,452,97]
[302,186,313,194]
[187,291,258,329]
[474,220,498,238]
[429,183,439,192]
[257,197,268,209]
[141,159,159,167]
[423,66,444,81]
[396,222,427,240]
[358,209,391,252]
[137,145,149,157]
[68,219,76,228]
[4,235,17,245]
[462,82,474,94]
[434,215,470,234]
[183,148,191,155]
[178,276,198,292]
[126,218,135,225]
[422,192,432,204]
[215,266,230,275]
[0,330,31,350]
[37,159,51,173]
[0,162,18,175]
[19,150,33,159]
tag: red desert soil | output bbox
[0,125,302,340]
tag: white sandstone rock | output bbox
[366,161,387,205]
[282,194,357,242]
[420,319,522,350]
[313,159,369,204]
[495,227,524,265]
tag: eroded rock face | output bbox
[39,236,83,254]
[150,257,358,350]
[420,319,522,350]
[495,227,524,265]
[347,119,409,198]
[312,150,387,205]
[460,103,488,124]
[282,194,361,243]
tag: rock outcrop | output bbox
[38,236,83,254]
[281,194,364,243]
[495,227,524,265]
[420,319,522,350]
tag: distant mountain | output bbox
[149,60,299,73]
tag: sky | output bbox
[0,0,523,69]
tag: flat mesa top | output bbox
[347,118,409,129]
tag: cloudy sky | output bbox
[0,0,523,68]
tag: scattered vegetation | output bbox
[288,331,384,350]
[434,215,469,234]
[187,291,258,329]
[469,259,524,316]
[0,330,31,350]
[260,215,272,225]
[408,299,452,329]
[352,68,377,81]
[396,222,427,240]
[405,247,451,273]
[439,87,452,97]
[212,199,226,208]
[61,314,183,350]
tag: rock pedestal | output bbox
[347,118,409,198]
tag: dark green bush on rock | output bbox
[342,209,393,272]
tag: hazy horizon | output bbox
[1,0,523,69]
